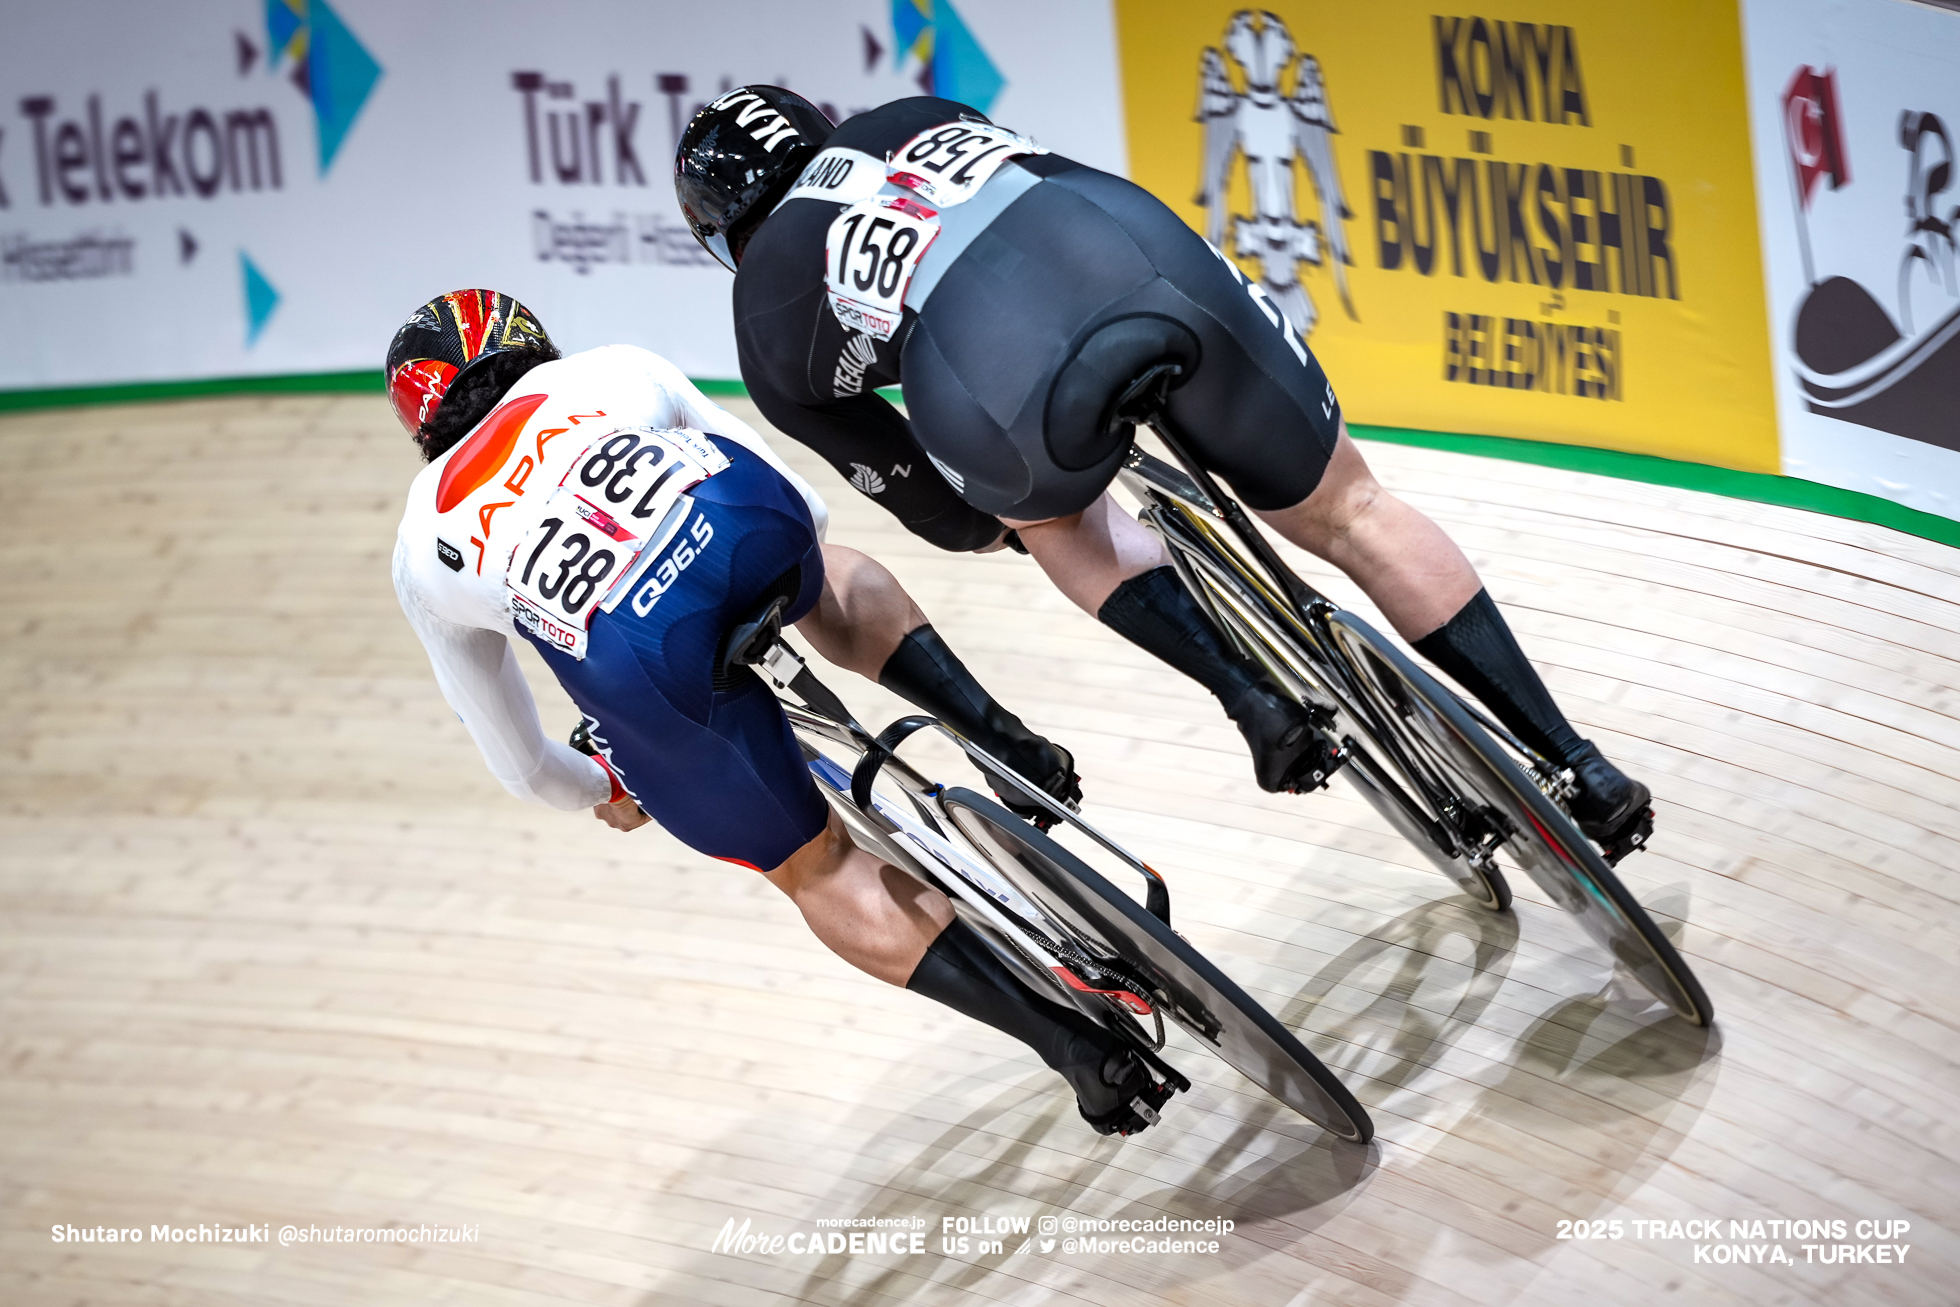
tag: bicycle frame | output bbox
[1122,422,1553,749]
[758,642,1388,1134]
[764,646,1184,1059]
[1114,428,1525,900]
[1111,420,1710,1025]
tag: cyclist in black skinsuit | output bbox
[676,86,1653,861]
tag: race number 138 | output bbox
[505,429,712,656]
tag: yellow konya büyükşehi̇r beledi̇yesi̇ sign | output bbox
[1111,1,1780,472]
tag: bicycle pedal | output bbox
[1284,736,1351,794]
[1108,1075,1178,1137]
[1599,806,1655,866]
[1081,1059,1177,1137]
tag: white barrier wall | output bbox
[1744,0,1960,519]
[0,0,1126,388]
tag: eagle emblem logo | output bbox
[1196,10,1356,338]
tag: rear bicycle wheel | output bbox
[1323,612,1714,1026]
[937,787,1374,1142]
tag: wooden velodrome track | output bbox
[2,391,1956,1307]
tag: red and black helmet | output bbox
[385,289,556,436]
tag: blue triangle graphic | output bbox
[307,0,381,173]
[241,252,280,346]
[933,0,1003,115]
[265,0,302,70]
[892,0,929,68]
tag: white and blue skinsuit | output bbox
[394,344,835,871]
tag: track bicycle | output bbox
[1108,368,1713,1027]
[713,612,1376,1145]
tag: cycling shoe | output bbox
[1067,1049,1173,1137]
[1563,739,1654,863]
[1226,682,1348,794]
[980,734,1081,827]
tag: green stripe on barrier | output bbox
[3,371,1954,551]
[0,370,384,411]
[1347,423,1960,551]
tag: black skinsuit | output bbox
[735,97,1344,548]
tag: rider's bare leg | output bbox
[1253,428,1573,746]
[1003,492,1168,613]
[794,544,1077,807]
[1001,435,1475,640]
[764,810,1147,1127]
[794,543,927,678]
[1255,426,1648,838]
[765,808,951,985]
[1004,432,1643,834]
[1250,426,1479,641]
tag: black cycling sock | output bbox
[1096,566,1259,707]
[905,918,1120,1106]
[879,624,1029,748]
[879,624,1080,810]
[1412,589,1583,764]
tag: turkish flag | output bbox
[1784,66,1850,208]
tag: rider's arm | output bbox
[742,368,1004,553]
[393,543,612,811]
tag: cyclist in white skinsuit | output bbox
[393,338,832,819]
[387,290,1170,1136]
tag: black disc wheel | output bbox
[1324,612,1713,1026]
[938,788,1374,1141]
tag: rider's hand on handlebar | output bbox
[592,794,651,831]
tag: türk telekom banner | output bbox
[1742,0,1960,521]
[1112,1,1783,475]
[0,0,1126,390]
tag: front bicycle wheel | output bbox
[937,787,1374,1142]
[1323,612,1714,1026]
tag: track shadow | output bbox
[1214,890,1720,1303]
[1642,882,1693,945]
[781,1089,1380,1305]
[1388,993,1723,1291]
[1275,895,1520,1108]
[645,1048,1381,1307]
[776,1072,1114,1306]
[1039,1136,1382,1307]
[641,900,1709,1305]
[637,1067,1110,1307]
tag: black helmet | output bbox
[675,85,833,271]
